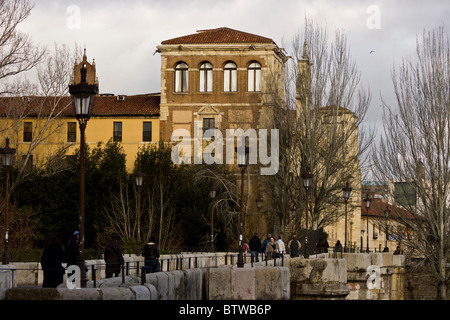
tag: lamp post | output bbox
[209,185,216,252]
[134,169,144,255]
[69,63,98,287]
[384,208,390,252]
[363,194,372,253]
[236,145,249,268]
[342,182,352,252]
[255,195,263,234]
[301,168,313,258]
[0,138,15,265]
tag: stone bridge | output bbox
[0,252,407,300]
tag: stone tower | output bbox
[72,49,98,91]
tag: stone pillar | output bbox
[289,258,349,300]
[0,264,16,289]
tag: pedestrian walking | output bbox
[142,236,160,273]
[277,236,286,256]
[104,234,124,278]
[65,231,79,267]
[334,240,343,253]
[261,234,271,258]
[249,233,261,263]
[288,235,301,258]
[41,237,66,288]
[265,236,279,260]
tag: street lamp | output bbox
[255,196,263,212]
[363,194,372,253]
[301,167,313,258]
[69,62,98,287]
[342,182,352,252]
[236,145,249,268]
[0,138,15,265]
[134,169,145,255]
[384,208,390,252]
[209,184,216,252]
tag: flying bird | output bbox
[370,50,375,54]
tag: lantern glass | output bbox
[1,153,13,167]
[134,170,144,187]
[256,197,263,209]
[0,138,16,168]
[302,174,313,188]
[209,188,216,199]
[74,93,94,118]
[364,197,371,209]
[237,150,249,167]
[343,183,352,200]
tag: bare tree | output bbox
[263,16,373,237]
[193,166,241,248]
[104,180,136,243]
[372,25,450,300]
[0,0,44,91]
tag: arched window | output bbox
[175,62,189,92]
[199,62,213,92]
[223,62,237,92]
[247,61,261,92]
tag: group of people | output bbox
[40,232,161,288]
[247,233,303,263]
[40,231,82,288]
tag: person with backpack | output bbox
[142,236,160,273]
[288,235,301,258]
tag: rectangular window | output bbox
[67,122,76,142]
[113,122,122,142]
[23,122,32,142]
[203,118,215,132]
[143,122,152,142]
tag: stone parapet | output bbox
[289,258,349,300]
[205,265,290,300]
[0,265,16,289]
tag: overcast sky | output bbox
[16,0,450,131]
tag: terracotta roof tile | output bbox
[0,94,160,117]
[161,27,275,45]
[361,199,415,220]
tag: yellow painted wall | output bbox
[1,116,160,172]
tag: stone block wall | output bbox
[289,258,349,300]
[205,265,290,300]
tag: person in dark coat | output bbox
[41,237,66,288]
[104,234,124,278]
[142,236,160,273]
[65,231,79,267]
[334,240,343,253]
[249,233,261,263]
[261,234,271,258]
[288,235,301,258]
